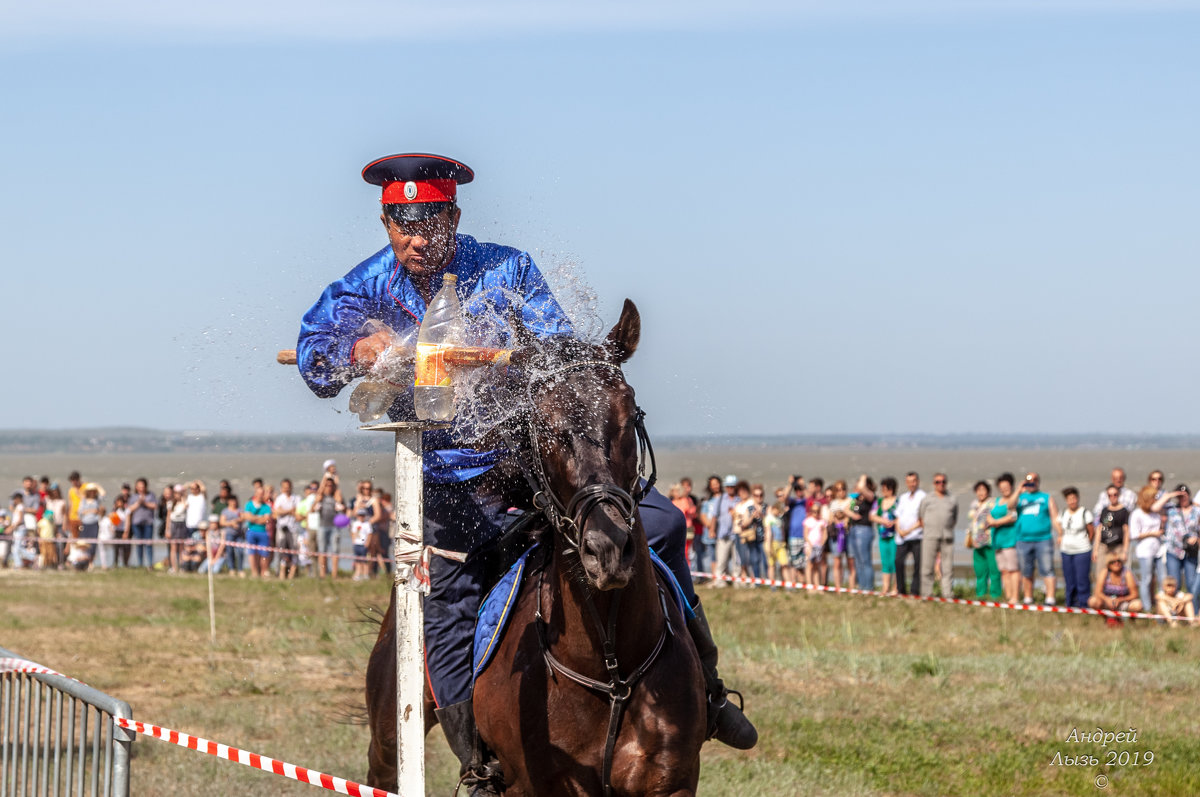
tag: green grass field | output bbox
[3,568,1198,796]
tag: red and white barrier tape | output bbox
[0,533,447,567]
[0,657,398,797]
[114,717,397,797]
[692,570,1199,622]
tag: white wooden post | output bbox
[362,420,445,796]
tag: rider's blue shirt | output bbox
[297,233,573,483]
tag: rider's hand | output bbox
[351,330,396,369]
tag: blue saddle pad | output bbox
[471,543,693,681]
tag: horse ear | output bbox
[605,299,640,364]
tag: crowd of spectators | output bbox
[669,467,1200,624]
[0,460,395,580]
[7,459,1198,622]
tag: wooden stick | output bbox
[276,346,509,367]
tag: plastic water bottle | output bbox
[414,273,465,420]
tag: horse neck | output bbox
[547,531,664,671]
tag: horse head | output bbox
[511,298,647,591]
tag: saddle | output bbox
[472,541,691,681]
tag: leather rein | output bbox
[501,358,669,797]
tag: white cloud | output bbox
[2,0,1197,43]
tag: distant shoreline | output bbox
[3,428,1200,455]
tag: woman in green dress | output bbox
[966,480,1002,599]
[870,477,899,595]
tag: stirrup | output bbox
[455,761,503,796]
[704,688,743,739]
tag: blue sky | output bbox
[3,1,1198,436]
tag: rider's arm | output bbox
[297,249,390,398]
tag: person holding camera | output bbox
[1001,472,1060,605]
[734,482,766,580]
[1154,485,1200,615]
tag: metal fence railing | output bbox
[0,646,132,797]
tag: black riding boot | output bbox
[435,700,503,796]
[687,600,759,749]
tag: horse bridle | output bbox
[512,359,657,550]
[500,357,668,797]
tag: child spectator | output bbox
[199,516,228,574]
[1156,576,1195,627]
[351,507,372,581]
[804,506,827,587]
[38,508,58,569]
[220,495,244,575]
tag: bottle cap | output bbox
[442,274,457,285]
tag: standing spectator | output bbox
[696,475,722,576]
[220,495,244,575]
[242,483,273,578]
[918,473,958,598]
[1004,472,1060,605]
[803,501,828,586]
[20,477,42,520]
[350,480,374,515]
[1093,484,1130,568]
[351,507,372,581]
[847,475,876,591]
[66,471,84,539]
[155,485,173,547]
[765,495,790,584]
[1057,487,1094,609]
[1088,554,1141,615]
[97,501,118,570]
[1094,467,1136,519]
[185,481,208,543]
[827,480,854,589]
[168,484,188,573]
[44,485,66,566]
[1129,486,1164,613]
[274,479,301,579]
[127,478,157,569]
[894,472,926,596]
[965,480,1001,600]
[211,480,232,514]
[708,475,741,588]
[369,489,394,576]
[316,477,342,578]
[37,508,58,569]
[77,484,105,571]
[785,476,808,582]
[1155,485,1200,615]
[986,474,1021,603]
[680,477,703,571]
[870,477,899,595]
[734,483,766,580]
[669,483,698,574]
[297,481,320,576]
[0,507,10,567]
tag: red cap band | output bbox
[380,178,457,205]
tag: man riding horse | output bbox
[296,153,756,791]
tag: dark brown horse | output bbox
[365,300,706,795]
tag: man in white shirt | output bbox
[184,482,208,538]
[1094,467,1137,519]
[894,472,926,596]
